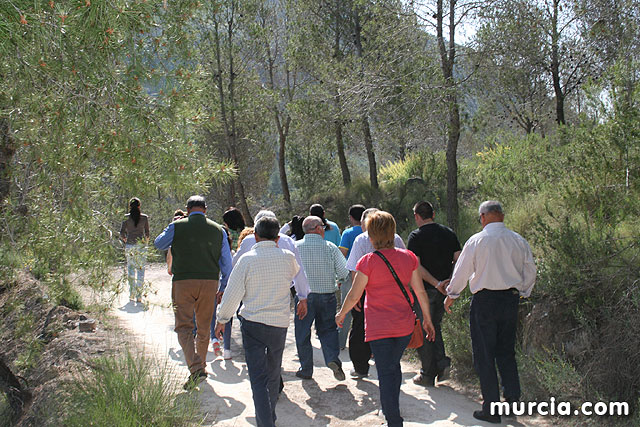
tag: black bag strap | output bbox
[374,250,417,316]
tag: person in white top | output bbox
[214,217,302,427]
[233,211,310,300]
[444,201,536,424]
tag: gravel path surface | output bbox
[112,263,538,426]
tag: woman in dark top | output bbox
[119,197,150,303]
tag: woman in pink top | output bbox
[336,211,435,427]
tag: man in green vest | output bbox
[155,195,232,389]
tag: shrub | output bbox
[61,351,198,427]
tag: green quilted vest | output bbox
[170,214,223,281]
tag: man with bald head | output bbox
[294,216,350,381]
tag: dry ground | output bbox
[111,263,545,427]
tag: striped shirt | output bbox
[217,241,300,328]
[295,234,349,294]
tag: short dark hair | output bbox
[349,204,366,222]
[309,203,325,218]
[222,207,245,231]
[255,217,280,240]
[186,195,206,210]
[413,201,434,220]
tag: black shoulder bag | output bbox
[373,251,424,349]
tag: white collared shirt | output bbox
[446,222,536,298]
[346,231,406,271]
[217,240,300,328]
[233,232,310,299]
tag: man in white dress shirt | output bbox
[445,201,536,424]
[215,216,300,427]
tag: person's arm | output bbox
[394,234,406,249]
[232,234,253,266]
[291,244,310,300]
[335,270,368,327]
[333,244,350,283]
[214,261,247,339]
[217,229,232,294]
[409,269,435,341]
[520,241,536,298]
[119,221,127,243]
[167,249,173,275]
[144,216,150,239]
[444,242,475,313]
[154,222,175,250]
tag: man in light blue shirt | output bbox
[294,216,349,381]
[309,203,341,247]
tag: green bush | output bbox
[61,351,198,427]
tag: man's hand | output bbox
[216,290,224,304]
[436,279,450,296]
[422,319,436,342]
[444,296,455,314]
[214,321,225,341]
[296,299,308,320]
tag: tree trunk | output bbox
[550,0,566,125]
[0,357,31,419]
[333,0,351,187]
[445,93,460,232]
[211,8,252,225]
[277,118,291,206]
[335,118,351,186]
[353,6,378,188]
[0,118,15,203]
[437,0,460,231]
[361,116,378,188]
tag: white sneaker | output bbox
[223,349,232,360]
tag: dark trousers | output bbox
[349,293,371,375]
[415,288,450,379]
[470,289,521,414]
[240,317,287,427]
[370,334,412,427]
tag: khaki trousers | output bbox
[172,279,218,373]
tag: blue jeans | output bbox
[125,244,146,298]
[294,293,341,376]
[192,297,232,350]
[370,334,412,427]
[240,317,287,427]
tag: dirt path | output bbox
[112,264,539,426]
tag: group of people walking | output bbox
[121,195,536,426]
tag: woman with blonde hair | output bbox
[336,211,435,427]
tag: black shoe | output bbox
[328,361,345,381]
[473,410,501,424]
[412,373,435,387]
[436,365,450,382]
[183,369,207,390]
[295,370,312,380]
[349,369,368,379]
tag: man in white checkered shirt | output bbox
[294,216,350,382]
[215,216,305,427]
